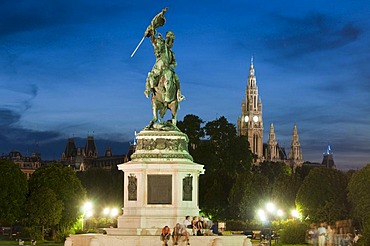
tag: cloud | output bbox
[0,108,60,140]
[266,12,362,58]
[0,84,39,114]
[0,107,61,155]
[0,108,21,127]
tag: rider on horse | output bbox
[144,8,184,127]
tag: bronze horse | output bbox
[145,29,183,128]
[148,68,181,127]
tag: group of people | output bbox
[307,222,360,246]
[160,216,217,246]
[183,215,216,236]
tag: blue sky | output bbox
[0,0,369,170]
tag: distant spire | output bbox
[133,130,137,145]
[249,56,255,76]
[267,122,277,161]
[325,143,332,155]
[288,123,303,168]
[322,143,335,168]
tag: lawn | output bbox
[0,240,63,246]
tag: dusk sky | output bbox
[1,0,369,170]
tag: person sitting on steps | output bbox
[173,223,190,245]
[160,226,171,246]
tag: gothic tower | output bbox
[288,124,303,168]
[238,57,264,162]
[267,123,278,162]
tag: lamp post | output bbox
[291,209,301,221]
[257,202,284,246]
[82,201,93,231]
[102,207,119,227]
[103,207,110,225]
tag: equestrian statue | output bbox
[131,7,185,129]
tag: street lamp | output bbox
[102,207,119,227]
[103,207,110,216]
[291,209,301,220]
[266,202,276,213]
[257,209,267,223]
[277,209,284,218]
[257,202,284,246]
[111,208,119,217]
[81,201,93,231]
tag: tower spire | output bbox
[238,56,263,163]
[249,56,255,76]
[288,123,303,169]
[267,123,278,161]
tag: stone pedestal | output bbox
[109,126,204,235]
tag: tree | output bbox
[272,173,302,211]
[26,187,63,240]
[348,164,370,245]
[254,161,292,196]
[178,115,255,219]
[296,168,349,223]
[77,167,123,210]
[196,116,253,219]
[0,160,28,226]
[28,164,86,231]
[228,172,269,220]
[201,116,252,177]
[177,114,204,149]
[295,164,315,181]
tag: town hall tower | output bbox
[238,57,264,162]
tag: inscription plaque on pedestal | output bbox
[147,175,172,204]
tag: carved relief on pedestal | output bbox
[128,174,137,201]
[182,175,193,201]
